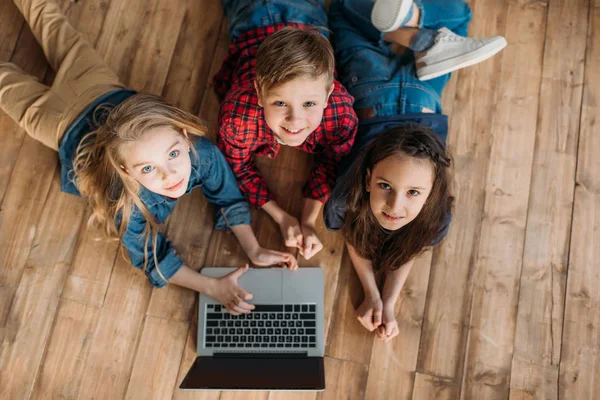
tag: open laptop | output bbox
[179,267,326,391]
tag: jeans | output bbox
[222,0,329,40]
[328,0,472,118]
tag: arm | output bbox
[377,258,416,342]
[347,244,383,332]
[217,114,275,208]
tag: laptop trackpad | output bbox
[238,268,283,303]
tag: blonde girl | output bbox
[0,0,296,315]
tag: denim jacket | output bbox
[122,136,251,287]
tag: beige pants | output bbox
[0,0,125,151]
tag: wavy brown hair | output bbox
[342,125,453,271]
[72,93,208,278]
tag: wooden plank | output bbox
[30,300,101,400]
[509,0,589,398]
[318,357,368,400]
[74,254,153,400]
[412,372,456,400]
[0,0,23,62]
[558,0,600,397]
[125,317,190,400]
[325,248,374,364]
[458,0,547,398]
[161,0,225,115]
[0,176,86,399]
[95,0,187,95]
[364,250,433,400]
[414,0,509,397]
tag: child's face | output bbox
[257,75,334,147]
[121,127,192,198]
[367,155,434,231]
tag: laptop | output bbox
[179,267,326,391]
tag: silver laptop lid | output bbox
[197,267,325,357]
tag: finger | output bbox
[229,264,249,279]
[376,325,386,339]
[226,306,241,316]
[385,321,394,336]
[357,312,375,331]
[230,303,249,314]
[234,295,255,311]
[238,288,254,301]
[373,308,383,328]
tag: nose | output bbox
[285,106,301,123]
[387,192,406,213]
[160,164,177,181]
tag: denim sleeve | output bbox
[121,209,184,288]
[198,139,252,230]
[323,180,348,231]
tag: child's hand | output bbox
[278,213,303,249]
[376,303,399,342]
[210,264,256,315]
[250,247,299,270]
[299,223,323,260]
[355,295,383,331]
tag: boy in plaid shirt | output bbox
[215,0,358,260]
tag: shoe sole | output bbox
[371,0,413,33]
[417,37,508,81]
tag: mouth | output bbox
[382,211,404,222]
[164,178,184,192]
[281,126,306,135]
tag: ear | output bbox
[324,83,335,108]
[365,168,371,192]
[120,165,129,175]
[253,80,263,107]
[182,128,189,140]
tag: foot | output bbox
[416,28,507,81]
[371,0,414,33]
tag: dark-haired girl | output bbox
[324,0,505,341]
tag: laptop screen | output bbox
[179,355,325,390]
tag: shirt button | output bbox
[351,76,358,83]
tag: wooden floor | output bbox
[1,0,599,398]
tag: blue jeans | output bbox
[329,0,471,117]
[222,0,329,40]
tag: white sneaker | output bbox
[416,28,507,81]
[371,0,414,33]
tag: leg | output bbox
[0,62,59,149]
[7,0,125,149]
[329,0,443,119]
[222,0,329,41]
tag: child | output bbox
[324,0,506,341]
[0,0,297,315]
[214,0,359,260]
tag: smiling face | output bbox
[256,75,334,147]
[120,127,192,198]
[367,154,435,231]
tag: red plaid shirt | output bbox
[214,24,358,207]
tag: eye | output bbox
[378,182,392,190]
[408,189,420,196]
[304,101,316,107]
[142,165,154,174]
[169,150,179,159]
[273,101,286,107]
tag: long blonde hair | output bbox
[73,93,208,277]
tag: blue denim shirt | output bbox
[123,136,251,287]
[58,90,251,287]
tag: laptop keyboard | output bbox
[204,304,317,349]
